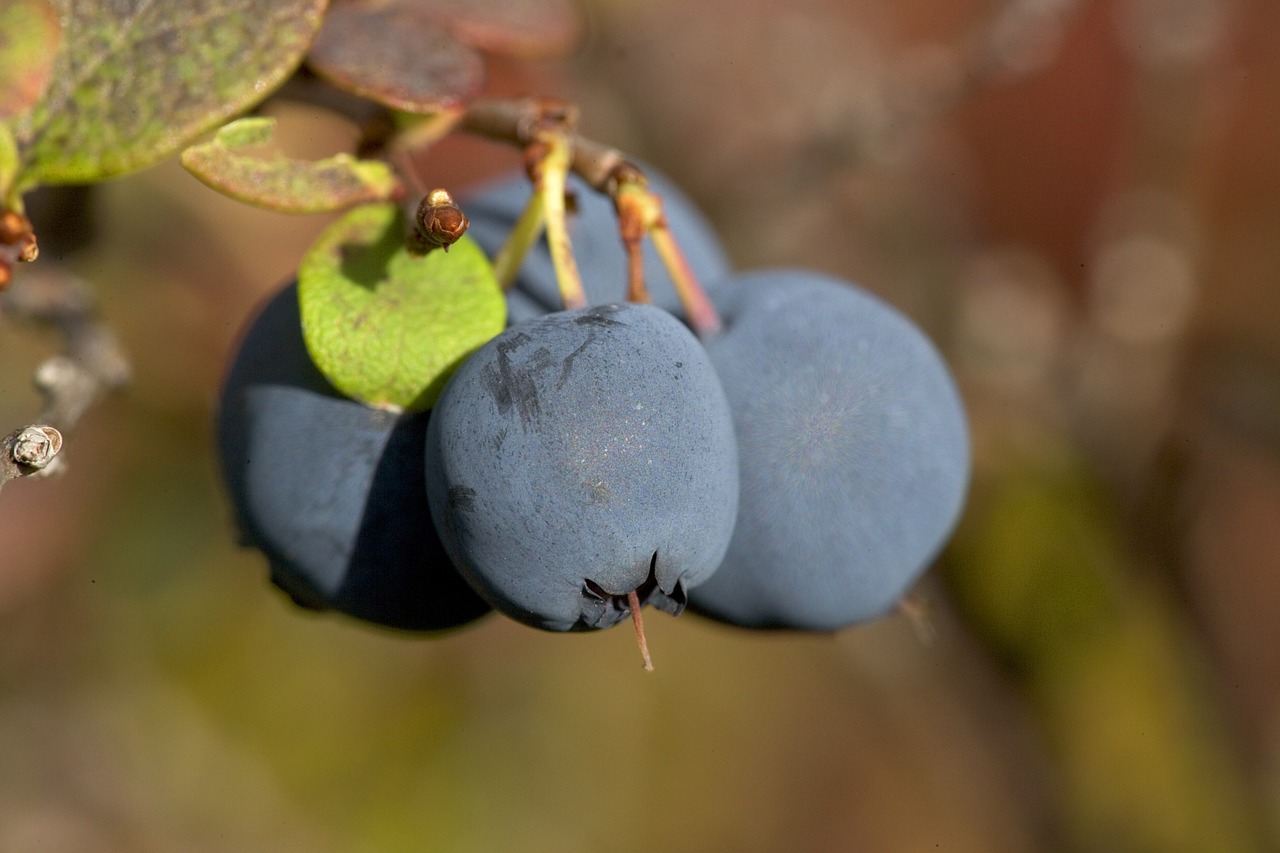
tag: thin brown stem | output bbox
[650,222,720,335]
[628,590,654,673]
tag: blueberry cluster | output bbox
[216,168,969,642]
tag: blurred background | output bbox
[3,0,1280,849]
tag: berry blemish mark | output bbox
[573,304,625,328]
[442,485,477,539]
[447,485,477,513]
[480,332,544,427]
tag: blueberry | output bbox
[688,270,970,631]
[217,283,491,632]
[424,302,739,632]
[461,165,731,318]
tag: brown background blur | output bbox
[2,0,1279,850]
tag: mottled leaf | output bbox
[10,0,328,185]
[181,117,399,213]
[0,124,18,205]
[307,3,483,113]
[428,0,584,59]
[0,0,60,120]
[299,203,505,411]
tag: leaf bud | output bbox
[415,189,469,252]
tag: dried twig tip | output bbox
[11,426,62,471]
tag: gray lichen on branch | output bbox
[0,266,131,492]
[0,425,63,484]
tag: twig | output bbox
[457,97,628,193]
[0,266,131,491]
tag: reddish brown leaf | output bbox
[307,3,484,113]
[0,0,60,121]
[427,0,584,60]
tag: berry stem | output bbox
[535,132,587,310]
[623,231,647,303]
[455,97,723,322]
[649,223,720,335]
[612,176,721,329]
[628,589,655,672]
[492,192,546,290]
[613,181,652,304]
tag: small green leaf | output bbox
[181,117,400,214]
[299,203,506,411]
[0,0,60,120]
[10,0,328,185]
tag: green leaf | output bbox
[9,0,328,185]
[0,0,61,120]
[180,117,400,214]
[299,203,506,411]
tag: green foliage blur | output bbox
[3,1,1279,850]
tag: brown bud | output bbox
[17,232,38,262]
[0,211,24,244]
[0,259,11,290]
[0,210,28,245]
[415,189,469,252]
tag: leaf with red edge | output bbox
[0,0,60,121]
[181,117,400,214]
[10,0,328,185]
[428,0,584,60]
[307,3,483,113]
